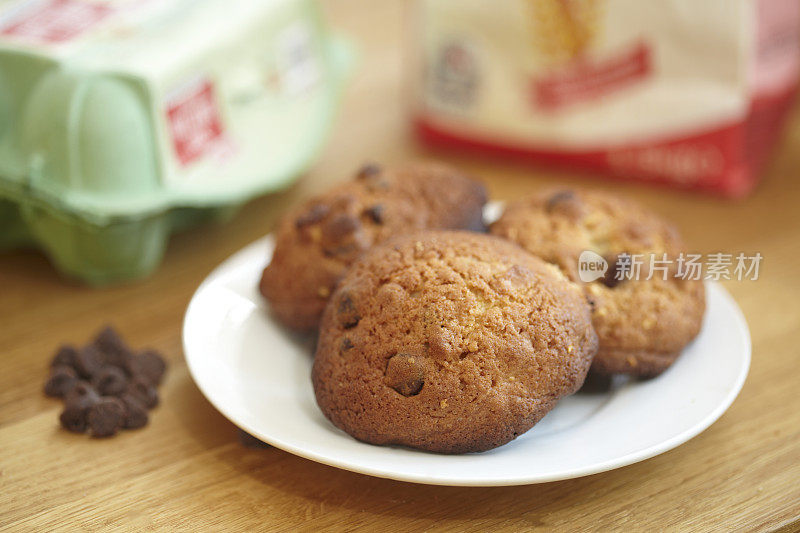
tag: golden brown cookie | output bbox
[491,189,705,377]
[260,162,487,330]
[312,231,598,454]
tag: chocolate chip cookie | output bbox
[491,189,705,377]
[260,162,487,330]
[312,231,598,454]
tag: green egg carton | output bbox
[0,0,351,284]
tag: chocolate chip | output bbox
[87,397,126,438]
[59,404,89,433]
[601,272,621,288]
[92,366,128,396]
[127,378,158,409]
[363,204,385,224]
[59,387,99,433]
[545,190,576,211]
[94,325,127,352]
[340,337,354,354]
[125,350,166,386]
[385,354,425,397]
[322,214,360,244]
[356,163,389,191]
[601,254,625,288]
[295,203,330,229]
[356,163,381,180]
[44,366,78,398]
[545,190,584,219]
[93,326,132,368]
[73,345,103,379]
[238,429,271,449]
[65,381,99,404]
[337,293,360,329]
[50,345,78,369]
[120,393,149,429]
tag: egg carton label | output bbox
[165,77,228,167]
[0,0,113,43]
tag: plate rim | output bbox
[183,234,751,487]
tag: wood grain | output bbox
[1,1,799,530]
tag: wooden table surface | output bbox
[2,2,799,531]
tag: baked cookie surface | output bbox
[259,163,487,330]
[490,189,705,377]
[312,231,597,454]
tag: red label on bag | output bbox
[417,78,798,198]
[166,78,225,166]
[533,42,652,110]
[0,0,113,43]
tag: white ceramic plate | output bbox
[184,230,750,487]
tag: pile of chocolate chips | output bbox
[44,326,167,438]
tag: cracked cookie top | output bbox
[490,189,705,377]
[312,231,597,454]
[260,162,487,330]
